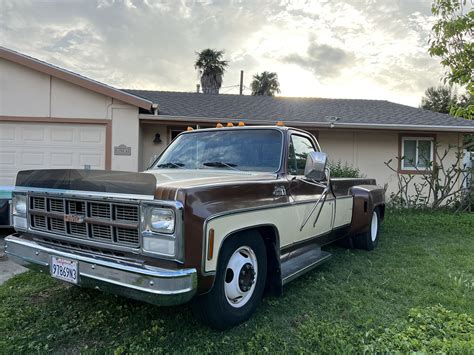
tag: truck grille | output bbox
[29,195,140,248]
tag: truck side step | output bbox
[281,248,332,285]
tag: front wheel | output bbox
[353,208,380,250]
[191,231,267,329]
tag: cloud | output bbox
[0,0,444,106]
[282,40,355,80]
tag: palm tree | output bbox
[195,49,229,94]
[251,71,281,96]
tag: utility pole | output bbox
[239,70,244,95]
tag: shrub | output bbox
[328,160,363,178]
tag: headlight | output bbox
[141,204,183,260]
[150,208,175,234]
[12,193,27,216]
[12,192,28,231]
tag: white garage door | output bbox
[0,122,106,186]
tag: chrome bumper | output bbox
[4,235,197,306]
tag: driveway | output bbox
[0,229,27,285]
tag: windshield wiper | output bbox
[156,162,185,169]
[202,161,240,171]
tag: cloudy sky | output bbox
[1,0,449,106]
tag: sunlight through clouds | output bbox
[0,0,444,106]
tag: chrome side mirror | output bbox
[304,152,328,181]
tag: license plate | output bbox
[50,256,78,284]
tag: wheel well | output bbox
[377,204,385,221]
[225,225,282,297]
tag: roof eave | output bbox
[0,46,153,111]
[138,114,474,133]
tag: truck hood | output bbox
[15,169,277,198]
[144,169,277,189]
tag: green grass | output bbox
[1,211,473,353]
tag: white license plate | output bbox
[50,256,78,284]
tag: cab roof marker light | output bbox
[276,121,285,126]
[227,122,234,127]
[187,126,193,131]
[238,121,245,127]
[216,123,223,128]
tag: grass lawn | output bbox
[1,211,473,353]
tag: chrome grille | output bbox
[49,199,65,213]
[32,215,47,229]
[32,196,46,210]
[115,205,139,222]
[28,194,140,248]
[90,202,111,219]
[116,228,140,245]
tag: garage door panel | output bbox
[22,127,45,141]
[21,152,45,166]
[51,127,75,143]
[0,122,106,186]
[80,128,104,143]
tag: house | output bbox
[1,46,473,197]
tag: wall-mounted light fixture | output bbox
[153,133,162,144]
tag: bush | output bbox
[328,160,363,178]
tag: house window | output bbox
[401,137,434,171]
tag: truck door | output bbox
[286,132,334,245]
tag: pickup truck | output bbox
[5,125,385,329]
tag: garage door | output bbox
[0,122,106,186]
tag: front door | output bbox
[286,132,334,245]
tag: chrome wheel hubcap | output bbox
[224,246,258,308]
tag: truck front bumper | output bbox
[4,235,197,306]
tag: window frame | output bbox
[287,132,318,176]
[398,134,436,174]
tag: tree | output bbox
[250,71,281,96]
[429,0,474,119]
[194,49,229,94]
[420,86,457,113]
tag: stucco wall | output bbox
[0,58,50,116]
[0,57,141,172]
[140,122,169,170]
[319,129,463,198]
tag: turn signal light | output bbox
[227,122,234,127]
[238,121,245,126]
[216,123,223,128]
[276,121,285,126]
[207,228,215,260]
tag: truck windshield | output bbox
[153,129,283,172]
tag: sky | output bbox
[0,0,451,107]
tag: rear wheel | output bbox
[353,208,380,250]
[192,231,267,329]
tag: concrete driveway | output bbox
[0,229,27,285]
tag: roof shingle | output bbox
[125,90,474,130]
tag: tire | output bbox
[191,231,267,329]
[353,208,380,251]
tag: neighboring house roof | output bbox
[126,90,474,132]
[0,47,152,110]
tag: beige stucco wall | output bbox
[0,57,141,172]
[319,129,463,198]
[0,58,50,116]
[140,122,169,170]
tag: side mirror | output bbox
[304,152,328,181]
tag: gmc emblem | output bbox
[64,215,84,223]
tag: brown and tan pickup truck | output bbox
[5,125,385,329]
